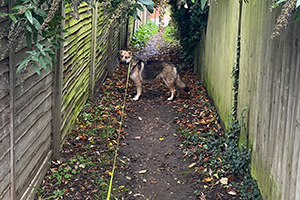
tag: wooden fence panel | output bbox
[94,4,110,92]
[61,3,93,139]
[0,1,135,199]
[195,0,300,199]
[0,1,12,199]
[0,46,10,200]
[239,2,300,199]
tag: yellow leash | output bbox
[106,63,131,200]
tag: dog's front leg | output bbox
[133,81,142,101]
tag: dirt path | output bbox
[115,32,196,199]
[118,100,195,200]
[36,33,247,200]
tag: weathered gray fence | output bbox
[0,1,146,199]
[195,0,300,199]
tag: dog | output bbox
[119,50,189,101]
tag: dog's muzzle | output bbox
[120,60,130,65]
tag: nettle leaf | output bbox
[11,5,23,11]
[137,0,155,6]
[32,18,41,30]
[8,14,17,21]
[17,56,31,72]
[36,8,47,18]
[44,48,55,55]
[32,63,40,75]
[31,52,41,62]
[26,25,33,33]
[49,53,57,63]
[145,4,154,13]
[25,10,33,24]
[43,56,52,69]
[134,3,144,12]
[39,57,47,70]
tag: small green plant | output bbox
[45,189,66,199]
[50,165,75,185]
[131,20,159,49]
[162,25,178,43]
[34,187,45,199]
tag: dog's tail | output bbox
[175,73,189,92]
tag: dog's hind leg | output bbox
[163,78,176,100]
[133,81,142,101]
[167,88,176,101]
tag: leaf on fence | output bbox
[25,10,33,24]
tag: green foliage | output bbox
[162,25,178,42]
[1,0,65,75]
[131,20,159,49]
[169,0,208,65]
[2,0,156,75]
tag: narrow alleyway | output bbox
[36,32,241,200]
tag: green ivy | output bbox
[168,0,208,65]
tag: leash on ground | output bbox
[106,63,131,200]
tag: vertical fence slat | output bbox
[108,20,114,75]
[89,2,98,100]
[52,0,65,160]
[8,1,16,199]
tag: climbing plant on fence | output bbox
[0,0,156,74]
[168,0,208,65]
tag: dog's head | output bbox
[119,50,133,65]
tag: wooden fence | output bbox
[195,0,300,199]
[0,1,146,199]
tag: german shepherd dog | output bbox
[119,50,189,101]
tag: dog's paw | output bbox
[133,96,139,101]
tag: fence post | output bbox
[125,17,129,49]
[8,1,16,199]
[89,1,98,100]
[52,1,65,160]
[108,20,114,75]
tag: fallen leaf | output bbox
[220,177,228,185]
[188,162,197,168]
[139,170,147,174]
[203,157,209,163]
[228,191,237,196]
[150,180,157,184]
[204,177,213,182]
[199,193,207,200]
[159,138,164,141]
[134,136,141,139]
